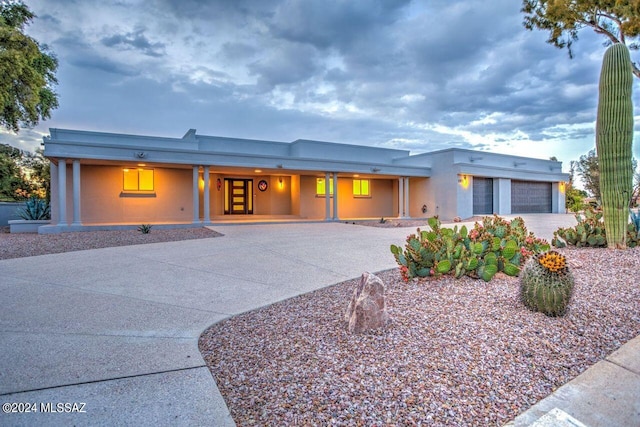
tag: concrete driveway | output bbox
[0,215,576,426]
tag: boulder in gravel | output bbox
[345,272,390,333]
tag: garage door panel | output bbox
[511,181,551,213]
[473,178,493,215]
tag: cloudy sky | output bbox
[5,0,640,173]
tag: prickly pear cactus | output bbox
[520,251,574,317]
[596,43,634,249]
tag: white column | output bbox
[203,166,210,223]
[58,159,67,226]
[325,172,331,220]
[50,162,58,224]
[72,160,82,226]
[404,177,410,218]
[398,177,404,218]
[193,166,200,223]
[332,173,338,220]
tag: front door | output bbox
[225,179,253,214]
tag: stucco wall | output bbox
[94,166,192,223]
[254,176,292,215]
[298,175,395,219]
[55,165,194,224]
[408,177,430,218]
[0,202,25,225]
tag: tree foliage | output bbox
[522,0,640,78]
[574,149,601,200]
[0,143,49,201]
[0,1,58,132]
[574,148,638,203]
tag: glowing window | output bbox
[123,168,154,191]
[316,178,334,196]
[353,179,370,197]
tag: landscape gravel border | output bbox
[0,226,222,260]
[199,247,640,426]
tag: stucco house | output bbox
[41,128,569,233]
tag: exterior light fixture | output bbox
[254,169,262,173]
[278,177,284,189]
[458,174,470,189]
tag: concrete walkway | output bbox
[0,214,637,426]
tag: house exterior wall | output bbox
[41,128,571,232]
[408,177,429,218]
[495,178,511,215]
[337,178,394,219]
[253,175,292,215]
[50,164,194,225]
[63,165,194,224]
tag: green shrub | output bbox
[520,251,574,317]
[137,224,152,234]
[16,196,50,220]
[390,215,550,282]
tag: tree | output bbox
[574,148,638,203]
[566,160,588,212]
[21,147,50,200]
[0,1,58,132]
[0,143,33,200]
[522,0,640,78]
[575,149,601,200]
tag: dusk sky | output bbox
[5,0,640,174]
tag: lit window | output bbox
[316,178,334,196]
[123,168,154,191]
[353,179,370,197]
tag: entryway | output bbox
[225,179,253,214]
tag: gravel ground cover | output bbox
[0,226,222,260]
[199,247,640,426]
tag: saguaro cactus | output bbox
[596,43,634,249]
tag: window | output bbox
[353,179,370,197]
[123,168,154,191]
[316,178,334,196]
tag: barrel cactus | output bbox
[520,251,574,317]
[596,43,634,249]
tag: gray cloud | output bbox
[11,0,640,173]
[101,28,166,57]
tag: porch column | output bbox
[58,159,67,226]
[72,160,82,226]
[203,166,210,223]
[192,166,200,223]
[403,177,410,218]
[325,172,331,220]
[332,173,339,220]
[398,177,404,218]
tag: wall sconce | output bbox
[458,174,470,189]
[559,181,566,194]
[278,177,284,189]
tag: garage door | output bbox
[473,178,493,215]
[511,181,551,213]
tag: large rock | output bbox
[345,272,390,333]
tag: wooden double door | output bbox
[225,179,253,214]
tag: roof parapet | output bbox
[182,129,197,140]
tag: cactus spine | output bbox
[596,43,634,249]
[520,251,574,317]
